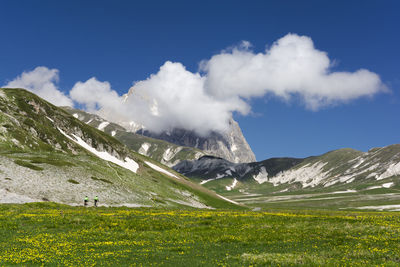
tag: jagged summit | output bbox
[137,118,256,164]
[95,85,257,164]
[97,111,256,164]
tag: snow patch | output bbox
[338,175,356,184]
[382,182,394,188]
[162,147,183,162]
[366,172,379,179]
[377,162,400,180]
[163,148,172,161]
[57,127,139,173]
[86,118,93,124]
[329,189,357,194]
[144,161,179,179]
[366,185,382,190]
[98,122,109,131]
[46,116,54,123]
[253,167,269,184]
[73,113,79,118]
[138,143,151,156]
[231,144,237,152]
[216,194,239,205]
[200,179,215,185]
[226,178,238,191]
[215,173,227,179]
[355,204,400,211]
[350,157,366,170]
[200,172,231,184]
[111,131,116,137]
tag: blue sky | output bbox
[1,0,399,160]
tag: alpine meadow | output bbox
[1,1,400,266]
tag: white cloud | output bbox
[4,66,73,106]
[202,33,386,110]
[69,62,248,135]
[123,61,249,135]
[110,34,383,134]
[70,77,122,112]
[69,77,130,126]
[4,34,386,135]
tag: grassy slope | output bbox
[116,131,203,165]
[0,89,125,155]
[0,88,237,209]
[62,106,205,165]
[0,202,399,266]
[204,147,400,211]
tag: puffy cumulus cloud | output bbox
[4,66,73,106]
[124,61,249,135]
[5,34,385,136]
[202,34,386,110]
[69,77,132,126]
[67,62,246,135]
[69,34,385,135]
[70,78,122,112]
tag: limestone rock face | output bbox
[138,118,256,163]
[97,92,256,163]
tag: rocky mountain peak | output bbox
[137,118,256,163]
[98,94,256,163]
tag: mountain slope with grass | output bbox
[175,146,400,210]
[0,88,239,209]
[63,107,206,167]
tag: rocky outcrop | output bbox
[96,108,256,163]
[134,118,256,163]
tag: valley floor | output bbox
[0,203,399,266]
[227,188,400,211]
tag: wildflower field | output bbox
[0,203,399,266]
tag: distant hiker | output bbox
[94,196,99,207]
[84,196,89,206]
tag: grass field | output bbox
[0,203,399,266]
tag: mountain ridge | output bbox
[0,88,239,209]
[62,106,206,167]
[97,90,256,164]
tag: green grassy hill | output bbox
[175,146,400,211]
[0,88,238,209]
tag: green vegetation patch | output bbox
[0,203,399,266]
[29,157,75,167]
[14,159,43,171]
[67,179,80,184]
